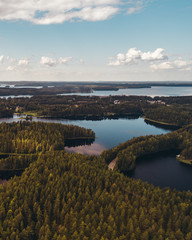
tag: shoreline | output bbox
[144,117,180,130]
[177,155,192,165]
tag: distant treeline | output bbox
[2,95,192,126]
[0,85,91,96]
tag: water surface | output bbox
[59,86,192,97]
[129,151,192,191]
[31,117,171,153]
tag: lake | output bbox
[129,151,192,191]
[4,115,170,154]
[59,86,192,97]
[1,115,192,191]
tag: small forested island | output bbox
[1,92,192,239]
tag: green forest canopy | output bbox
[0,120,192,239]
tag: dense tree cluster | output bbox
[0,154,38,171]
[0,95,144,120]
[177,125,192,161]
[0,101,14,118]
[101,132,182,172]
[144,105,192,127]
[1,151,192,239]
[0,121,95,154]
[21,96,142,120]
[0,122,95,171]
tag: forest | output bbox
[1,94,192,239]
[0,121,95,172]
[2,94,192,125]
[1,148,192,239]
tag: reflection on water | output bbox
[65,143,106,155]
[65,138,94,147]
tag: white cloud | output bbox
[40,56,72,66]
[151,62,172,70]
[18,59,29,66]
[40,56,57,67]
[108,47,192,71]
[108,48,168,66]
[7,66,16,71]
[0,0,120,24]
[0,55,4,63]
[141,48,168,61]
[0,0,153,24]
[151,59,192,71]
[59,57,72,64]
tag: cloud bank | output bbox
[40,56,72,67]
[0,0,152,24]
[0,54,73,72]
[151,59,192,71]
[108,48,168,66]
[18,59,29,66]
[108,47,192,71]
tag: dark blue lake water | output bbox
[129,151,192,191]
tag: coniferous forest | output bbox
[1,95,192,239]
[2,150,192,240]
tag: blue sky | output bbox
[0,0,192,82]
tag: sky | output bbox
[0,0,192,82]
